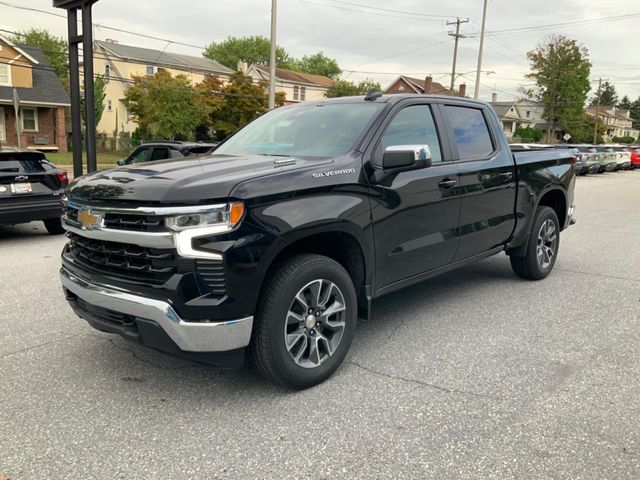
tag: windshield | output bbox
[214,103,383,158]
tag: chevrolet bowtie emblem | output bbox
[77,209,102,230]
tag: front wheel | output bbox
[510,206,560,280]
[251,254,357,389]
[44,217,65,235]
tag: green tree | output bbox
[204,36,295,70]
[124,70,204,140]
[630,97,640,129]
[514,126,544,142]
[12,28,68,80]
[295,52,341,79]
[526,35,591,142]
[200,72,285,139]
[618,95,631,110]
[325,79,381,98]
[590,81,618,106]
[563,113,605,143]
[82,75,106,126]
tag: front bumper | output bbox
[60,267,253,354]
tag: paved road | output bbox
[1,171,639,480]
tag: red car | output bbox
[625,147,640,170]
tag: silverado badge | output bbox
[77,209,103,230]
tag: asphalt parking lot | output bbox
[1,170,639,480]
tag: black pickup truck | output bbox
[60,94,575,388]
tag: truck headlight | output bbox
[166,202,245,232]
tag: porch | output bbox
[0,104,68,153]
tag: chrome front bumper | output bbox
[60,268,253,352]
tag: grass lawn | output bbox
[47,152,123,170]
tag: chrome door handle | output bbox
[498,172,513,181]
[438,179,457,189]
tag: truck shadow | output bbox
[79,255,518,396]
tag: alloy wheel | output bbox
[536,219,557,269]
[283,279,346,369]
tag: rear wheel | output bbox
[44,218,65,235]
[251,254,357,389]
[510,206,560,280]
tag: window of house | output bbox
[376,105,443,164]
[22,108,38,131]
[104,63,110,83]
[0,64,10,86]
[107,100,112,112]
[146,65,156,75]
[526,110,531,118]
[445,106,494,160]
[300,87,306,101]
[293,85,299,101]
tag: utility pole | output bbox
[447,17,469,93]
[593,77,602,144]
[268,0,277,109]
[474,0,488,99]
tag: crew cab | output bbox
[60,94,575,388]
[0,148,68,233]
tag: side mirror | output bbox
[382,145,432,170]
[117,159,126,166]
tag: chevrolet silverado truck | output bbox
[60,93,575,388]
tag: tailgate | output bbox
[0,151,63,199]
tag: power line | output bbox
[323,0,457,19]
[0,0,208,51]
[297,0,445,22]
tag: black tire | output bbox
[510,206,560,281]
[44,217,65,235]
[251,254,357,389]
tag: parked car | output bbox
[610,146,632,170]
[60,94,575,388]
[555,144,589,175]
[0,148,68,234]
[117,141,219,166]
[575,146,601,174]
[624,146,640,169]
[593,146,618,172]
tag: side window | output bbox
[445,106,494,160]
[127,147,150,164]
[150,147,170,161]
[376,105,443,164]
[170,149,184,158]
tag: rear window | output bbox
[0,152,48,172]
[445,106,494,160]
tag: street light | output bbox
[474,0,488,99]
[268,0,277,109]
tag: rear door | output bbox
[367,100,461,288]
[442,102,517,260]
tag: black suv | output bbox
[117,141,218,166]
[0,148,68,234]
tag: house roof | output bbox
[399,76,451,95]
[490,101,528,122]
[0,45,70,106]
[0,34,39,64]
[95,40,233,75]
[585,105,631,122]
[252,65,334,87]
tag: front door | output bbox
[442,104,517,260]
[368,103,461,289]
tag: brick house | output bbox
[243,63,334,103]
[0,35,70,152]
[385,75,465,96]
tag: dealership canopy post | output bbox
[53,0,99,176]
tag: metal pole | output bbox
[67,8,83,177]
[82,3,97,173]
[268,0,277,109]
[474,0,488,99]
[447,18,468,93]
[593,78,602,144]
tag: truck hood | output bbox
[68,154,330,204]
